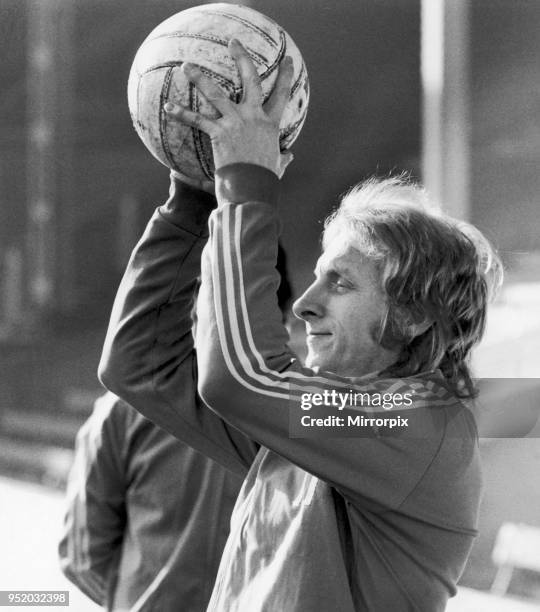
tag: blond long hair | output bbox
[323,176,503,398]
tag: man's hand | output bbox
[164,38,294,179]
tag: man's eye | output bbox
[332,279,350,291]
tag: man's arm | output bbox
[98,177,259,476]
[58,393,127,605]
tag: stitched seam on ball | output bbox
[259,29,285,87]
[198,66,241,98]
[141,61,185,76]
[143,32,268,67]
[148,31,228,44]
[195,10,278,48]
[159,66,178,171]
[290,61,307,98]
[280,106,309,144]
[190,84,214,181]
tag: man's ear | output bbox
[407,318,433,339]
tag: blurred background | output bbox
[0,0,539,609]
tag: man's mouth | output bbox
[307,331,332,340]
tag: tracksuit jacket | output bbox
[59,392,242,611]
[99,164,482,611]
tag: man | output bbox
[99,40,502,611]
[58,393,242,612]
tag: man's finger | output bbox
[265,56,294,123]
[164,102,216,136]
[229,38,263,105]
[182,63,236,116]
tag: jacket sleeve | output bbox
[196,164,463,511]
[98,177,259,476]
[58,393,127,605]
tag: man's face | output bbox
[292,242,395,377]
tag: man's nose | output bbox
[292,282,324,321]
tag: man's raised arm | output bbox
[98,176,258,476]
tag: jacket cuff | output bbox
[215,163,280,207]
[158,174,217,237]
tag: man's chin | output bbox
[305,353,332,372]
[305,353,318,369]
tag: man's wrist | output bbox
[159,174,217,236]
[215,163,280,206]
[169,169,215,195]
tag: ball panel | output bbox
[127,65,140,125]
[136,30,280,82]
[279,64,310,150]
[131,67,175,168]
[157,66,177,170]
[190,4,281,48]
[152,4,281,51]
[134,34,233,77]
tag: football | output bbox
[127,3,310,181]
